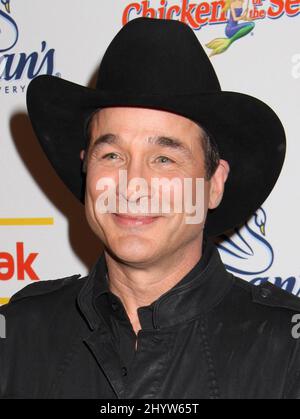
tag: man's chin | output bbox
[105,239,161,266]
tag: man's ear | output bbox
[80,150,85,160]
[208,159,230,209]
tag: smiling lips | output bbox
[112,213,161,226]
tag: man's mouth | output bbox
[112,213,161,226]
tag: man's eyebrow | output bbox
[89,133,193,158]
[148,136,192,158]
[89,133,119,151]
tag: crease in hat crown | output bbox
[96,17,221,95]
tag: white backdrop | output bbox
[1,0,300,305]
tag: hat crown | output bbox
[97,17,221,95]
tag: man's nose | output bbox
[117,158,152,203]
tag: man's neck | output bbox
[104,238,203,335]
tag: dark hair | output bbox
[81,115,220,180]
[196,123,220,180]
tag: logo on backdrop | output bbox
[122,0,300,57]
[0,0,57,94]
[215,207,300,296]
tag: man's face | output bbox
[82,107,218,266]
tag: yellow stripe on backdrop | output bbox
[0,218,54,226]
[0,298,10,305]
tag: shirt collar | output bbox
[77,235,234,331]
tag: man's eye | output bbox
[155,156,174,164]
[102,152,119,160]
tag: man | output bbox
[0,17,299,399]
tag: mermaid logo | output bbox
[206,0,255,56]
[0,0,56,83]
[215,208,300,296]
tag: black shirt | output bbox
[92,235,212,375]
[3,232,300,398]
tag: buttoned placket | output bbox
[83,298,175,398]
[104,285,159,378]
[94,287,184,398]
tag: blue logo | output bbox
[0,0,56,86]
[215,207,300,296]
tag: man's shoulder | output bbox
[0,273,87,317]
[232,275,300,313]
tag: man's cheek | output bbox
[87,173,106,202]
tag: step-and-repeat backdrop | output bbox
[1,0,299,305]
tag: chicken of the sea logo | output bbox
[123,0,299,57]
[0,0,56,85]
[206,0,255,57]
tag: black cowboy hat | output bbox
[26,17,286,237]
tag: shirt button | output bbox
[122,366,128,377]
[260,287,272,299]
[111,302,118,311]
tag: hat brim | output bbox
[26,75,286,237]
